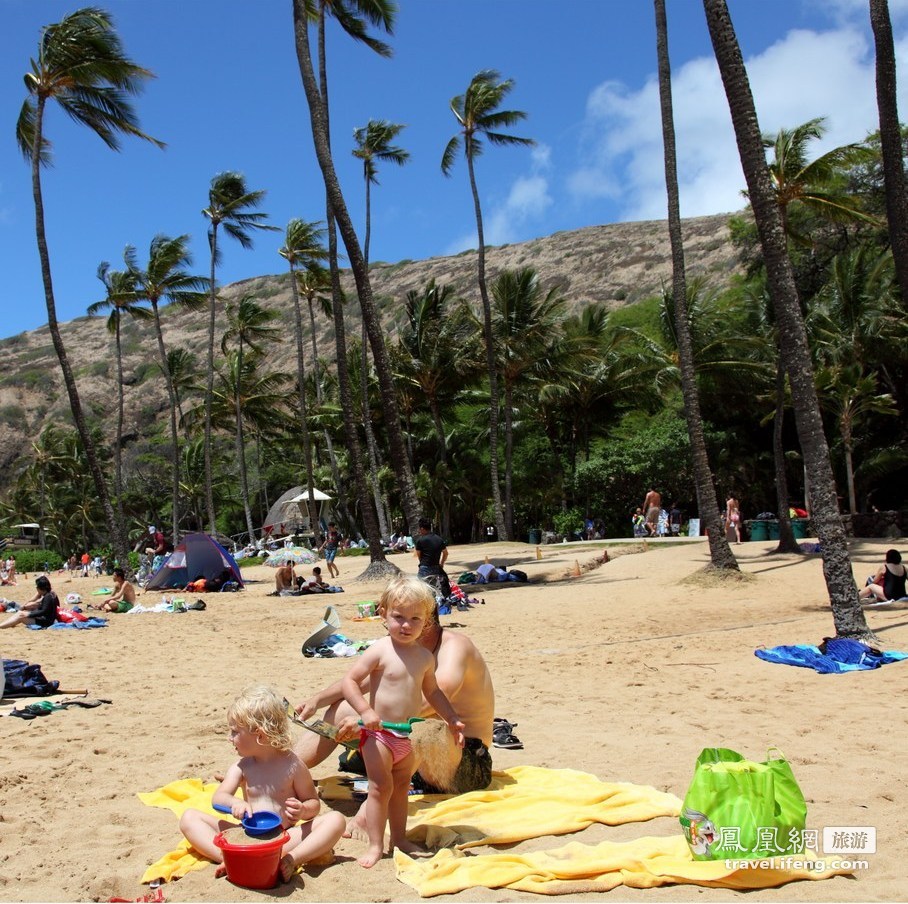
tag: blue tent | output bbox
[146,532,244,590]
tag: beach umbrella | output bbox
[264,547,318,566]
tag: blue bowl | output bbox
[242,810,282,837]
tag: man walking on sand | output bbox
[642,489,661,537]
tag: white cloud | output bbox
[568,24,908,224]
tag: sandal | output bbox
[492,718,523,749]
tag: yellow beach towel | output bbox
[137,778,238,884]
[405,765,682,849]
[394,835,853,897]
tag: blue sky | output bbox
[2,0,906,339]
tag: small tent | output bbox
[146,532,244,590]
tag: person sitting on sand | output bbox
[860,548,908,605]
[294,596,495,798]
[97,568,137,613]
[339,576,464,868]
[275,561,296,594]
[297,566,329,594]
[0,575,59,629]
[179,685,345,884]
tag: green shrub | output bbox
[7,549,64,573]
[552,507,584,538]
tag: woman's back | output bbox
[883,563,907,601]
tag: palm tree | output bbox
[815,364,896,513]
[201,172,278,536]
[353,118,409,268]
[163,347,198,427]
[760,118,877,241]
[703,0,871,639]
[353,118,409,539]
[16,6,163,573]
[293,0,416,575]
[214,353,289,543]
[280,218,330,536]
[126,234,208,545]
[87,263,151,517]
[221,295,282,541]
[654,0,739,571]
[870,0,908,302]
[298,261,357,533]
[441,69,535,541]
[490,268,566,537]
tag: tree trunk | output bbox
[772,362,801,553]
[288,262,320,533]
[466,150,509,541]
[234,342,256,543]
[294,3,395,577]
[204,226,219,535]
[503,379,515,536]
[704,0,870,638]
[150,301,181,546]
[30,96,132,577]
[295,0,420,537]
[113,318,125,526]
[655,0,738,570]
[869,0,908,302]
[360,172,391,538]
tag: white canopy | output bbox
[287,488,332,503]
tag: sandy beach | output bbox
[1,536,906,903]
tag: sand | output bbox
[1,536,906,903]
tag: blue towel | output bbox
[755,641,907,673]
[27,618,109,630]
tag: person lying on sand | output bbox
[179,685,345,884]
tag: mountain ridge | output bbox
[0,211,744,481]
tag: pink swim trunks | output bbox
[360,727,412,765]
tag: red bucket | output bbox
[214,828,289,889]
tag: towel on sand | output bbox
[138,779,236,884]
[755,640,907,673]
[394,834,852,897]
[404,765,682,849]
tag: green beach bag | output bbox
[680,747,806,861]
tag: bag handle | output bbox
[766,746,787,761]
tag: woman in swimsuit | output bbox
[860,549,907,605]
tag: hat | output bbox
[148,526,156,534]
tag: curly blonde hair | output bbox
[227,685,291,751]
[378,575,436,623]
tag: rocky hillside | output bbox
[0,212,743,482]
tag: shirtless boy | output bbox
[341,576,464,867]
[179,685,345,883]
[97,568,137,612]
[294,601,495,795]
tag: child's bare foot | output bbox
[214,864,227,879]
[342,812,368,841]
[280,854,303,884]
[357,846,384,868]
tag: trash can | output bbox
[791,519,808,539]
[528,528,541,545]
[749,520,768,541]
[768,520,780,540]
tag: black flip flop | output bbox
[9,709,37,720]
[59,698,112,708]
